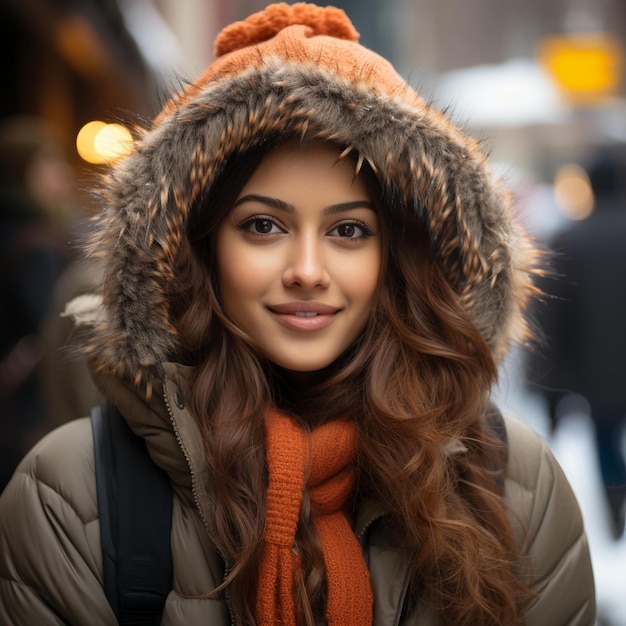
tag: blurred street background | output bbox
[1,0,625,623]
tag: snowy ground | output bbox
[495,354,626,626]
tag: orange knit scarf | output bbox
[256,409,373,625]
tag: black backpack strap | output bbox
[92,401,173,625]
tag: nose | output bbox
[282,233,330,289]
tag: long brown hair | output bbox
[169,138,532,625]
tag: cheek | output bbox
[218,253,254,306]
[346,251,381,305]
[217,241,278,306]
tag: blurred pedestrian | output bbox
[0,4,594,624]
[0,115,74,489]
[528,147,626,540]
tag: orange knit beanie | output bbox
[156,3,424,123]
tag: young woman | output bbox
[0,3,595,625]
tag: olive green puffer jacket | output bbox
[0,363,595,625]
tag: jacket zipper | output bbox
[163,384,236,625]
[356,510,386,544]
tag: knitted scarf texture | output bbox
[256,409,373,625]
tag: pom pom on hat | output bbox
[214,2,359,57]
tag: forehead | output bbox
[238,141,371,203]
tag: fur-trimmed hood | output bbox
[82,3,540,384]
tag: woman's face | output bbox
[216,142,382,373]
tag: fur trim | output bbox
[86,55,540,383]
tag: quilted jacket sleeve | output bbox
[0,418,116,625]
[504,415,596,625]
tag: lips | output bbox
[267,302,341,330]
[268,302,340,315]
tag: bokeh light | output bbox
[553,163,595,220]
[76,121,133,164]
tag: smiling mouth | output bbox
[267,304,340,330]
[267,302,341,315]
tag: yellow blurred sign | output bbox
[538,33,623,104]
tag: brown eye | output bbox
[237,216,283,235]
[255,219,274,233]
[337,224,356,238]
[329,221,374,239]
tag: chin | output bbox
[263,351,340,374]
[278,361,334,374]
[270,357,339,381]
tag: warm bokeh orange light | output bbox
[76,121,133,164]
[76,121,107,164]
[553,163,595,220]
[93,124,134,162]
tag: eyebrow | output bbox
[233,194,377,215]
